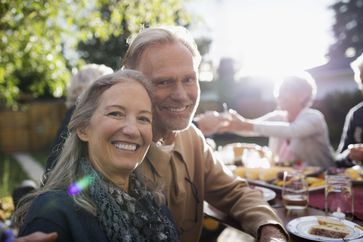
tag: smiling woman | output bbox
[14,69,179,242]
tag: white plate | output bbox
[287,216,363,241]
[254,186,276,201]
[247,179,325,192]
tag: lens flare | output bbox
[0,222,14,242]
[67,175,93,196]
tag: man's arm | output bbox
[258,224,288,242]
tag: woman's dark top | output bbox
[19,191,178,242]
[19,191,108,242]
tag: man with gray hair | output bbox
[124,26,287,242]
[336,53,363,167]
[36,26,287,242]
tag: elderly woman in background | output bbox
[45,64,113,175]
[219,72,334,169]
[14,69,179,242]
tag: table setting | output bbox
[210,142,363,241]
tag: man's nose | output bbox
[172,83,189,101]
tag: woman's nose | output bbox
[122,119,139,137]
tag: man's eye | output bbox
[185,76,196,83]
[156,80,171,86]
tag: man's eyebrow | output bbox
[151,76,175,81]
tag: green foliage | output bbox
[0,0,190,109]
[0,155,29,197]
[327,0,363,60]
[77,0,191,70]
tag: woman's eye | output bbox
[108,111,124,117]
[139,116,152,124]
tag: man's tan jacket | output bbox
[138,124,285,242]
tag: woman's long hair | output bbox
[13,69,153,226]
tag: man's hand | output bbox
[348,144,363,163]
[194,111,229,136]
[258,225,288,242]
[216,109,253,133]
[14,232,58,242]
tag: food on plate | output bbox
[309,225,350,238]
[308,216,350,238]
[234,166,293,181]
[273,176,325,188]
[234,166,246,178]
[305,177,326,187]
[234,166,325,188]
[344,167,363,181]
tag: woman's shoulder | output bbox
[35,190,73,204]
[301,108,324,118]
[27,190,77,219]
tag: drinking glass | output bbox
[325,175,353,220]
[282,171,309,210]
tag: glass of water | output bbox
[325,175,353,220]
[282,170,309,210]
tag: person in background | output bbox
[123,26,288,242]
[336,53,363,167]
[12,180,37,208]
[14,69,179,242]
[216,72,334,169]
[44,64,113,173]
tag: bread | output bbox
[308,217,350,238]
[309,225,350,238]
[317,216,345,227]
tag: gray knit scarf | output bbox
[80,159,179,242]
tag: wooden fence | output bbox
[0,101,67,153]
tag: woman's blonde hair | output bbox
[13,69,154,226]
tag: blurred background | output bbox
[1,0,363,198]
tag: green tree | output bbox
[327,0,363,61]
[78,1,190,70]
[0,0,190,109]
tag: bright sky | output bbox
[187,0,335,78]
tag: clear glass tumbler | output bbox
[282,171,309,210]
[325,175,353,220]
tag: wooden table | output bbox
[204,192,363,242]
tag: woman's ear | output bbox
[77,127,89,142]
